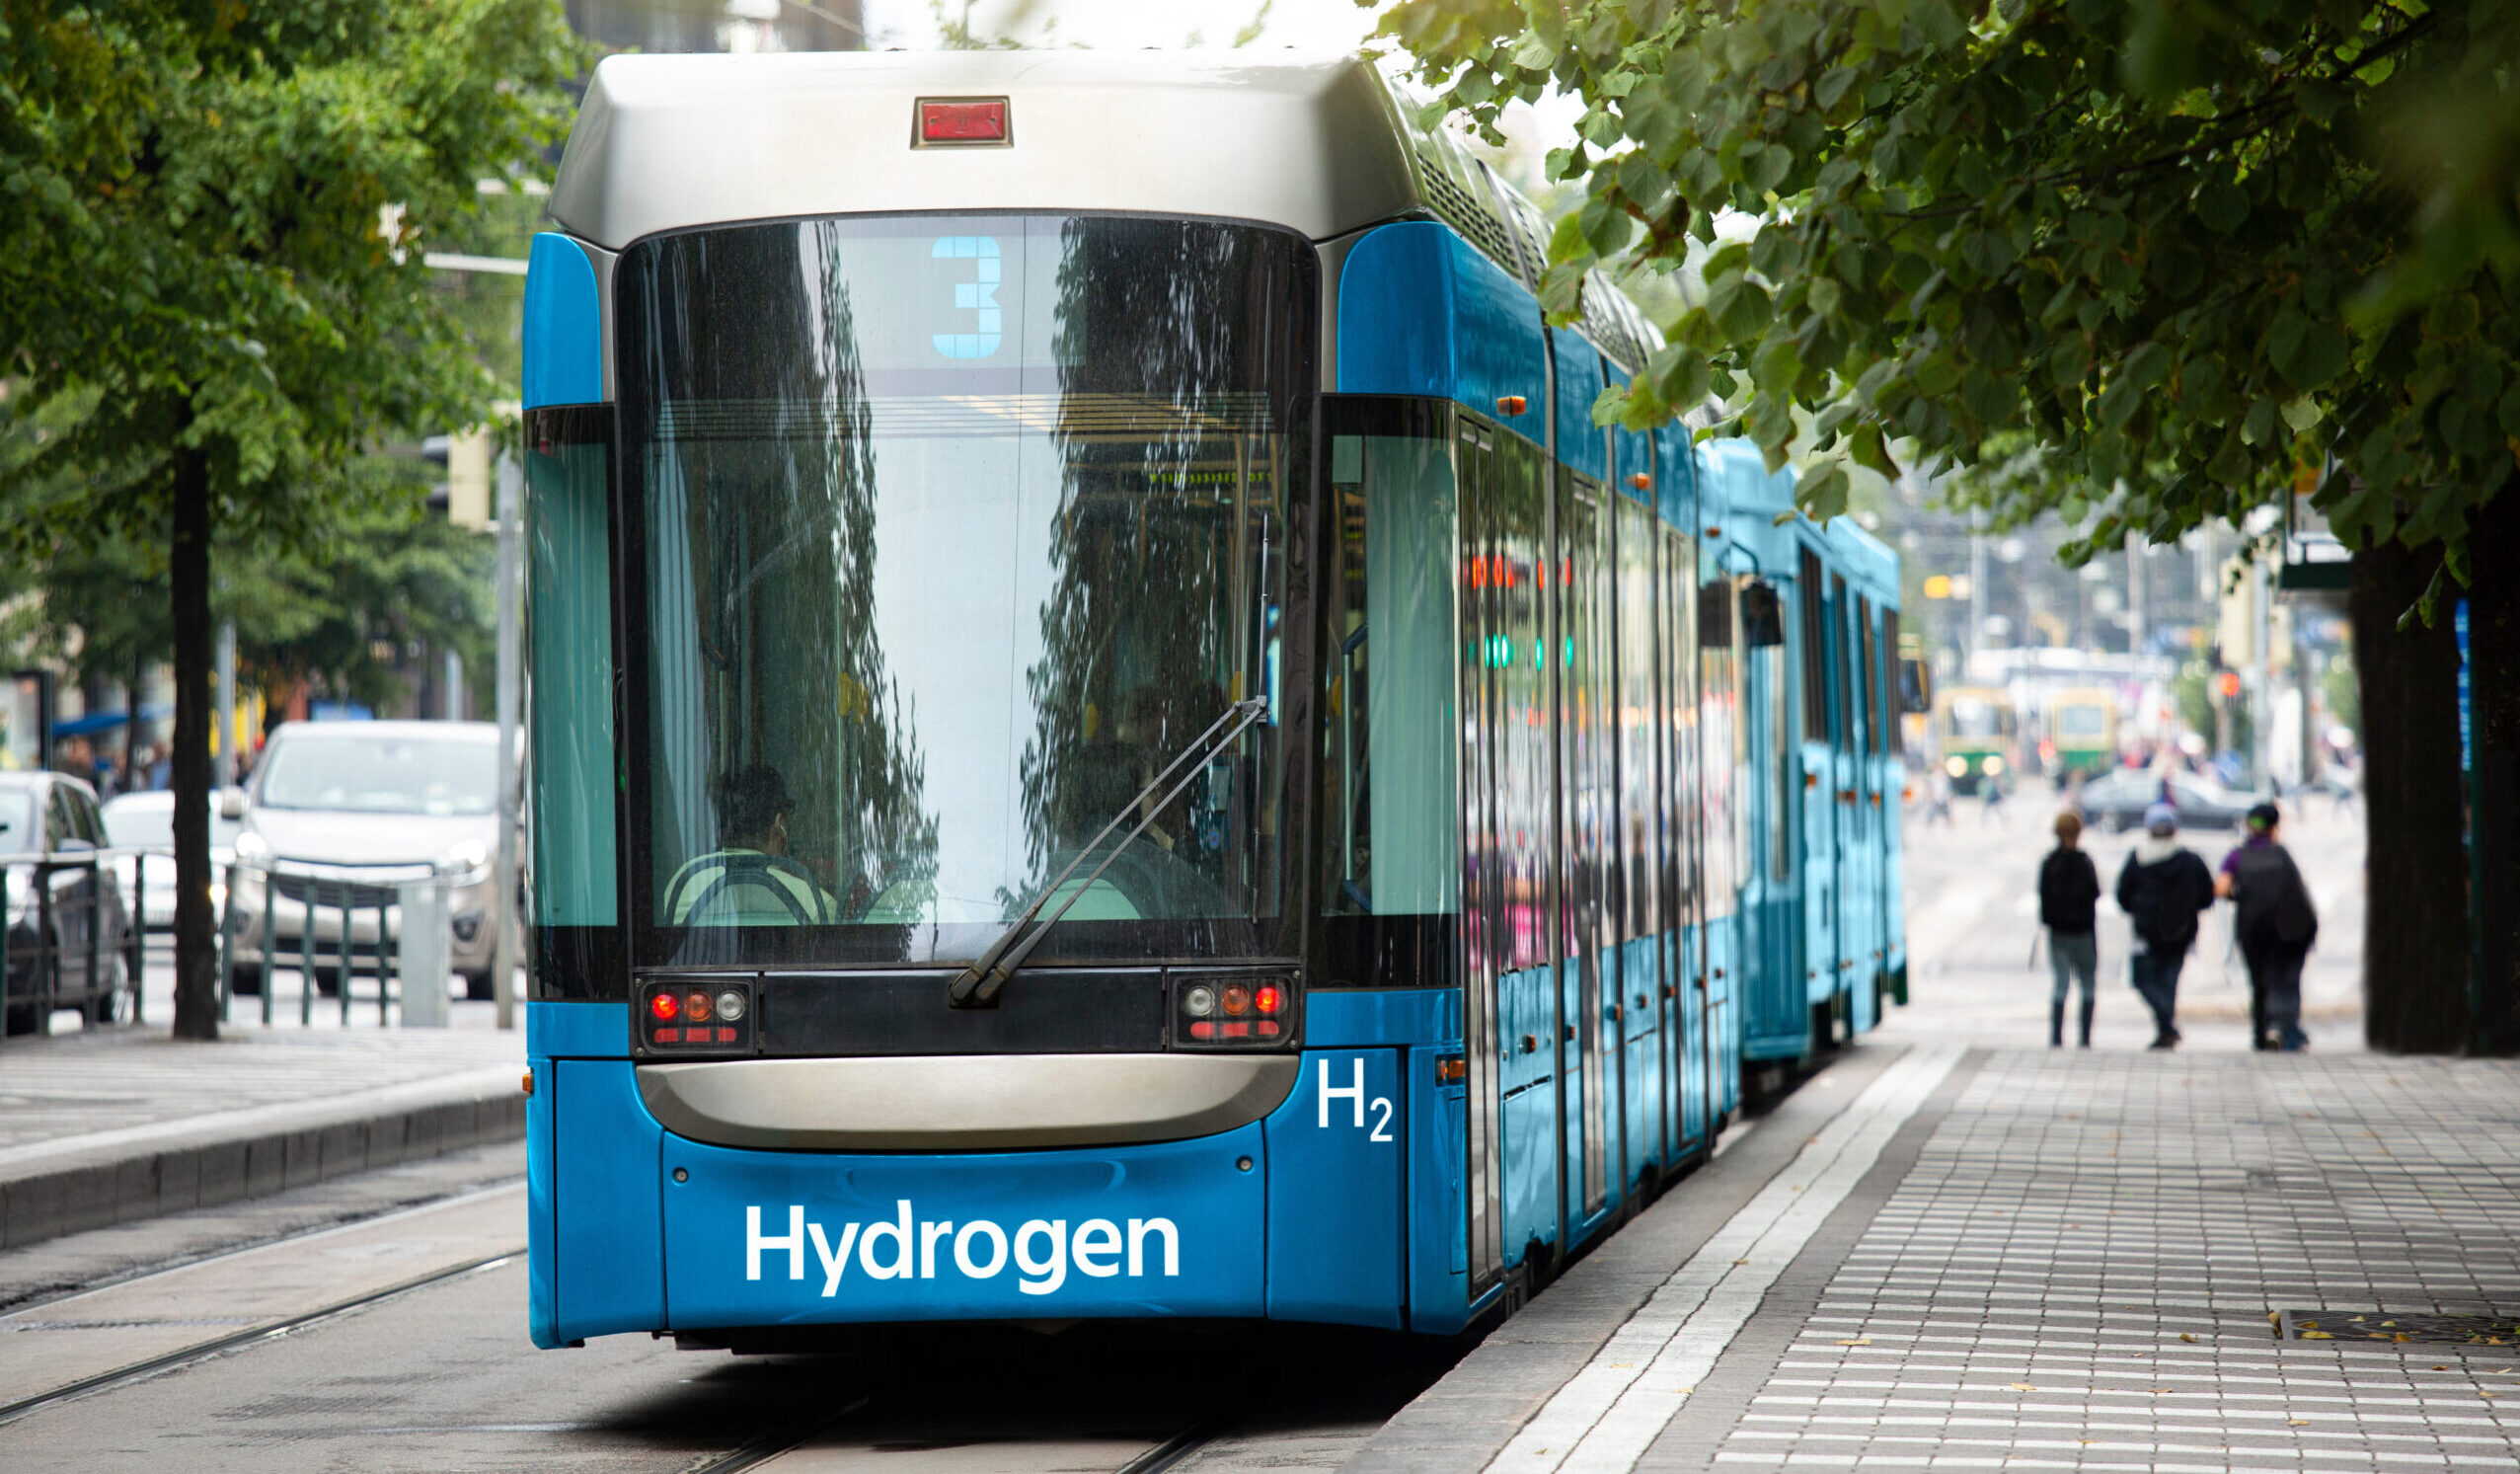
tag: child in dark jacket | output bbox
[2115,802,2217,1049]
[2039,812,2102,1047]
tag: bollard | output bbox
[381,890,399,1023]
[36,860,54,1035]
[397,878,450,1027]
[128,851,146,1026]
[259,866,274,1024]
[298,872,315,1026]
[337,880,352,1027]
[87,856,102,1019]
[375,892,391,1025]
[215,859,233,1025]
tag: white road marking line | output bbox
[1486,1045,1965,1474]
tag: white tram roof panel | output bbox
[550,49,1421,251]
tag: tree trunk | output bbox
[170,444,218,1041]
[2351,537,2470,1052]
[2466,493,2520,1054]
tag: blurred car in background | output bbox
[103,790,244,930]
[1,770,134,1033]
[224,721,502,999]
[2076,767,2259,832]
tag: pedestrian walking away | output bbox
[2218,802,2318,1050]
[1982,772,2010,825]
[1925,768,1955,827]
[2038,810,2102,1047]
[2115,802,2217,1049]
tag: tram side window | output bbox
[1322,432,1460,926]
[1696,578,1740,915]
[524,406,620,936]
[1832,575,1854,753]
[1739,579,1791,883]
[1798,551,1829,743]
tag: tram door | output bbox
[1611,491,1661,1188]
[1558,472,1613,1226]
[1796,553,1839,1041]
[1849,595,1881,1033]
[1461,418,1557,1272]
[1663,524,1709,1160]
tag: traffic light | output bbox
[2216,670,2242,700]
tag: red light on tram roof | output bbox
[917,97,1009,146]
[1495,395,1527,417]
[1630,473,1651,491]
[650,992,679,1022]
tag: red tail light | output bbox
[916,97,1009,146]
[642,980,753,1054]
[1174,972,1296,1049]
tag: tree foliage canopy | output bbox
[0,0,582,545]
[1376,0,2520,595]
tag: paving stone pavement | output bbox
[1635,1049,2520,1473]
[0,1023,520,1157]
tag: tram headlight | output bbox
[1983,755,2006,775]
[1944,755,1967,777]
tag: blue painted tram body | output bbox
[519,50,1905,1350]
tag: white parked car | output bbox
[102,790,243,930]
[225,721,504,999]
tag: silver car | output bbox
[225,721,504,999]
[102,790,243,930]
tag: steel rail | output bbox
[0,1250,518,1427]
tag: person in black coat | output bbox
[2038,811,2102,1047]
[2115,802,2217,1050]
[2217,803,2319,1050]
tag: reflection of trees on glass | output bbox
[645,221,933,944]
[1016,220,1279,929]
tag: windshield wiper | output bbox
[948,697,1267,1009]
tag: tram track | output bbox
[0,1249,517,1428]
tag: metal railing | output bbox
[212,862,465,1028]
[1,850,139,1037]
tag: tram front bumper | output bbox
[531,1046,1442,1347]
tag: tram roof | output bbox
[548,48,1658,372]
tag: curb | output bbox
[0,1084,527,1252]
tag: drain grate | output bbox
[2275,1310,2520,1347]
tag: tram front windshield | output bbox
[1947,698,2004,739]
[619,214,1308,968]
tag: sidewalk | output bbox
[1349,1044,2520,1473]
[0,1012,523,1251]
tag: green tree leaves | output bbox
[1375,0,2520,581]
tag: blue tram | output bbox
[518,50,1906,1349]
